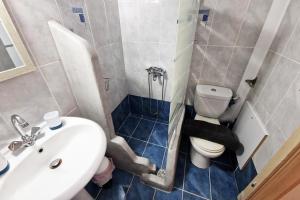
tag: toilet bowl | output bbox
[189,84,232,168]
[190,115,225,168]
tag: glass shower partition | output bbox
[168,0,200,147]
[141,0,201,191]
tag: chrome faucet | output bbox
[8,115,44,152]
[11,114,29,137]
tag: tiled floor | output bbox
[85,114,239,200]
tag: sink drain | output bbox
[49,158,62,169]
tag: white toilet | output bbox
[190,84,233,168]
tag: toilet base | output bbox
[190,147,210,169]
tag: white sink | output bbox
[0,117,107,200]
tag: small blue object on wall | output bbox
[79,13,85,23]
[199,9,210,22]
[72,7,85,23]
[202,14,208,22]
[72,7,83,14]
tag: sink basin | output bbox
[0,117,107,200]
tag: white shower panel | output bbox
[48,20,111,139]
[233,101,268,169]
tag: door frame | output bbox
[238,127,300,200]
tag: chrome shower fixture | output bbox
[146,66,167,115]
[146,66,166,82]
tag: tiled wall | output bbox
[248,0,300,173]
[112,95,170,131]
[0,0,126,145]
[84,0,128,112]
[118,0,178,101]
[0,0,80,147]
[56,0,128,113]
[186,0,274,105]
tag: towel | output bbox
[182,119,244,154]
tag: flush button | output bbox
[211,88,216,92]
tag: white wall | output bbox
[248,0,300,173]
[118,0,179,101]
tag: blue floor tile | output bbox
[234,160,257,192]
[183,192,206,200]
[97,184,126,200]
[131,119,155,141]
[113,169,133,186]
[184,160,210,199]
[211,150,237,171]
[149,122,168,147]
[142,97,158,119]
[142,114,157,121]
[129,95,143,116]
[111,96,130,130]
[174,153,186,189]
[154,188,182,200]
[143,143,166,168]
[128,138,147,156]
[85,181,101,198]
[158,101,170,123]
[126,176,155,200]
[119,115,140,136]
[210,164,238,200]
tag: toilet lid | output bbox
[190,115,225,153]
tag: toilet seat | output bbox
[190,137,225,153]
[190,115,225,154]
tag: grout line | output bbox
[125,176,135,197]
[221,0,252,86]
[95,188,102,200]
[197,0,218,80]
[53,0,64,23]
[124,135,166,149]
[152,189,157,200]
[142,119,158,156]
[38,60,61,68]
[269,49,300,66]
[38,66,63,114]
[130,118,143,137]
[202,44,255,48]
[209,167,212,200]
[65,107,78,116]
[233,170,239,196]
[117,114,131,132]
[265,73,300,125]
[182,190,210,200]
[142,117,168,125]
[182,154,187,191]
[253,16,300,107]
[233,166,239,173]
[175,187,209,200]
